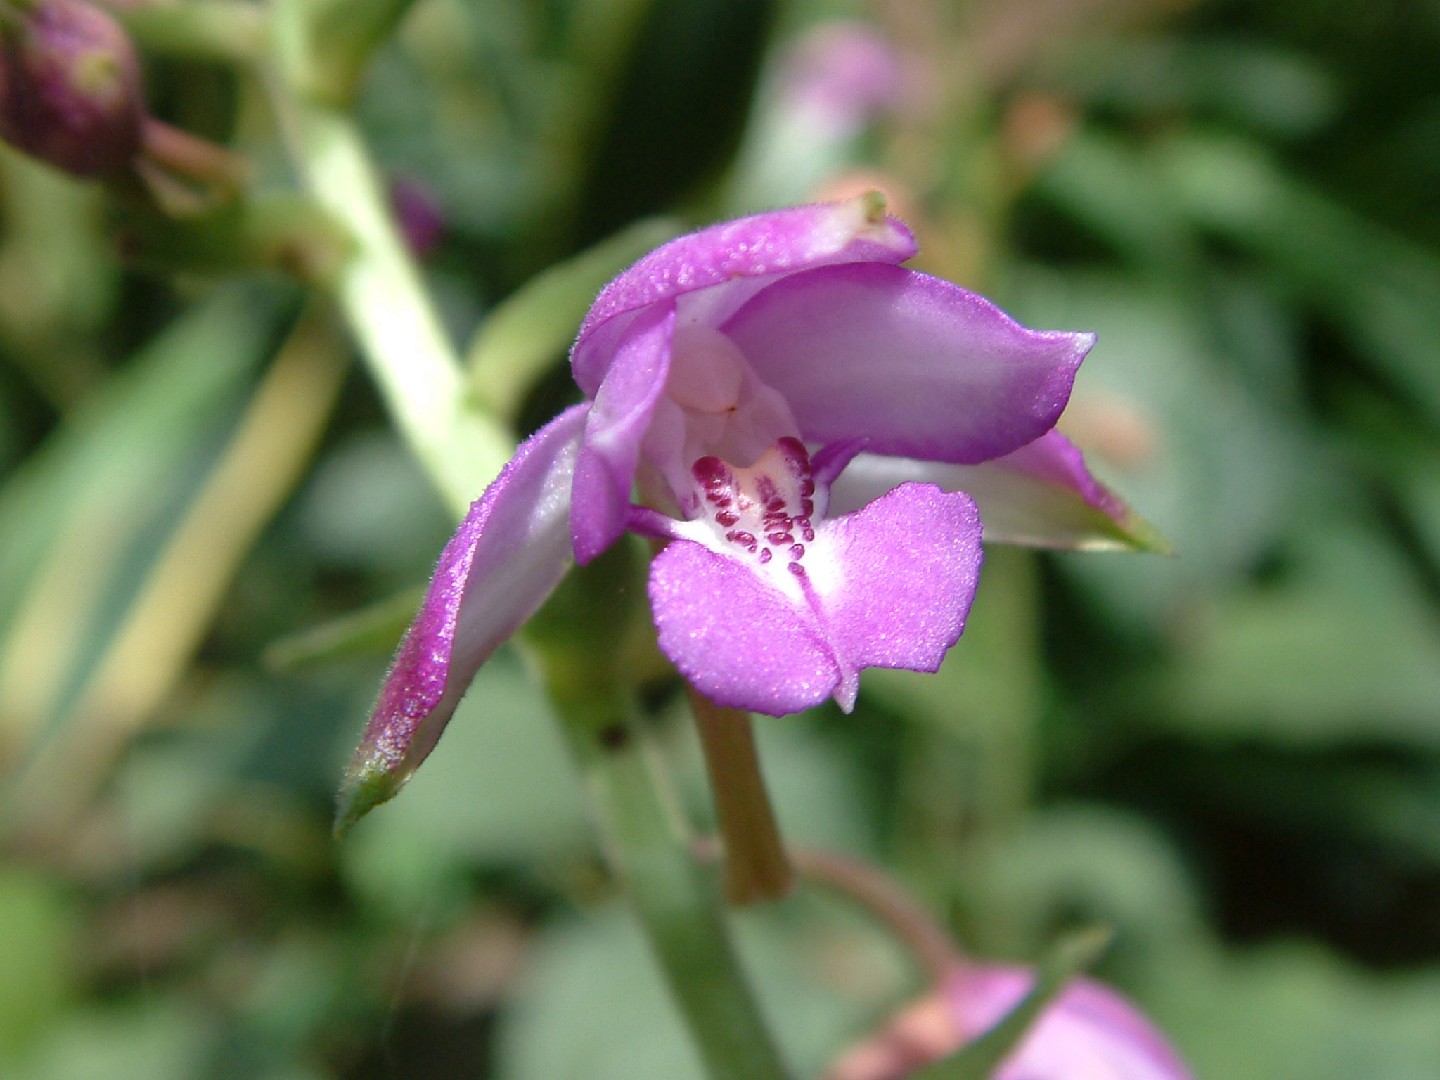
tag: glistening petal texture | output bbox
[648,483,981,716]
[948,968,1193,1080]
[821,483,982,675]
[829,433,1169,552]
[570,302,676,563]
[337,406,588,832]
[572,198,916,395]
[722,264,1093,464]
[649,541,842,716]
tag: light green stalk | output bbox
[270,0,510,515]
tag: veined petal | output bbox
[337,406,589,834]
[571,301,676,563]
[648,483,980,716]
[572,196,916,395]
[947,967,1193,1080]
[722,264,1092,464]
[829,432,1172,553]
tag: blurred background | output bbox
[2,0,1440,1076]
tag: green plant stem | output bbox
[307,0,423,105]
[688,689,795,905]
[113,0,266,63]
[790,847,961,986]
[558,706,792,1080]
[271,0,510,515]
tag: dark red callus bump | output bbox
[690,436,821,576]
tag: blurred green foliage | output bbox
[2,0,1440,1077]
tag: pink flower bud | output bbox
[0,0,145,177]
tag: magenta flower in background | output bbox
[338,196,1153,827]
[949,967,1192,1080]
[777,21,904,142]
[826,964,1192,1080]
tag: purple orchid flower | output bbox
[338,196,1156,828]
[826,965,1192,1080]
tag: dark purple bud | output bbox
[388,175,446,259]
[0,0,145,177]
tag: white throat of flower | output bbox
[642,323,803,517]
[635,324,855,604]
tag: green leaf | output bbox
[464,217,682,419]
[1132,508,1440,747]
[0,286,286,743]
[0,871,79,1062]
[1157,133,1440,424]
[262,586,423,672]
[1005,271,1304,632]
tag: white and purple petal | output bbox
[336,405,589,833]
[570,302,676,563]
[648,482,981,716]
[722,263,1093,464]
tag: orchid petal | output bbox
[570,301,676,563]
[722,264,1092,464]
[649,541,842,716]
[830,431,1171,552]
[336,406,588,833]
[648,483,980,715]
[573,196,916,395]
[948,967,1193,1080]
[821,483,982,683]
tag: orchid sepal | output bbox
[829,431,1172,554]
[335,405,588,834]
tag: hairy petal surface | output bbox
[337,406,588,833]
[648,483,980,715]
[830,431,1171,552]
[572,197,916,394]
[570,302,676,563]
[649,541,842,716]
[821,483,982,680]
[723,264,1092,464]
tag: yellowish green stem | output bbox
[688,689,795,905]
[270,0,511,516]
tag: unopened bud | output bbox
[389,175,445,260]
[0,0,145,177]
